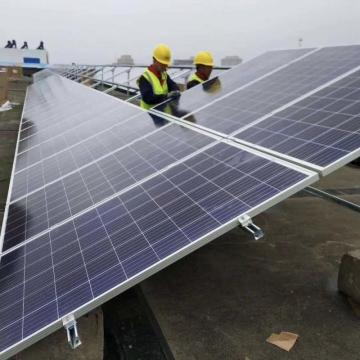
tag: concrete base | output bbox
[338,250,360,303]
[17,308,104,360]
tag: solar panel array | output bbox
[5,124,215,251]
[1,45,360,358]
[178,46,360,131]
[233,68,360,174]
[4,77,220,252]
[155,48,315,115]
[157,45,360,174]
[0,138,316,356]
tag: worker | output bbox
[186,51,214,89]
[203,76,222,93]
[21,41,29,49]
[4,40,12,48]
[137,43,180,110]
[11,40,17,49]
[37,41,44,50]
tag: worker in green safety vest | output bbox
[186,51,214,89]
[137,44,181,110]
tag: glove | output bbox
[167,90,181,99]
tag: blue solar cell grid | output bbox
[155,48,314,116]
[235,68,360,169]
[180,46,360,134]
[12,112,171,201]
[0,142,315,356]
[17,78,147,169]
[4,124,215,251]
[7,45,360,358]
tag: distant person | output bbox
[37,41,45,50]
[186,51,214,89]
[137,43,180,110]
[4,40,12,48]
[11,40,17,48]
[21,41,29,49]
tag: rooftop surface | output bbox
[141,165,360,359]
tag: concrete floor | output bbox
[141,167,360,360]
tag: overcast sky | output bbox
[1,0,360,65]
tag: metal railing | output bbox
[51,63,230,97]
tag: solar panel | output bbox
[162,68,192,86]
[3,77,224,253]
[155,48,315,116]
[11,76,177,204]
[15,108,172,177]
[0,140,317,358]
[17,75,142,155]
[4,124,215,251]
[175,45,360,136]
[233,68,360,175]
[32,69,54,83]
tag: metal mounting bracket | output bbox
[103,85,117,94]
[62,314,82,349]
[238,214,264,240]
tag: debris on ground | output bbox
[266,331,299,352]
[0,100,12,112]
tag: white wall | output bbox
[0,49,49,65]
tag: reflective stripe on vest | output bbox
[189,73,204,84]
[139,69,169,110]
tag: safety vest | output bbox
[189,73,204,84]
[138,69,169,110]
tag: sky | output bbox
[1,0,360,65]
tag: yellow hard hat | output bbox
[153,43,172,65]
[194,51,214,66]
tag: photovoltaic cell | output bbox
[179,45,360,134]
[0,142,316,358]
[234,69,360,172]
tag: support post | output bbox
[62,314,82,350]
[238,214,264,240]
